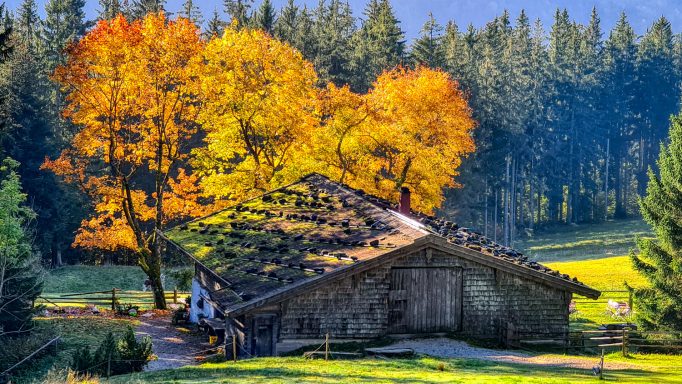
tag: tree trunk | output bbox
[54,248,63,268]
[139,245,167,309]
[150,274,166,309]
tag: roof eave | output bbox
[423,235,601,299]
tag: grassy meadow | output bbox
[44,265,185,293]
[516,219,653,330]
[112,355,682,384]
[516,219,652,262]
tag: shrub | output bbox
[116,327,152,374]
[71,346,97,375]
[71,327,152,377]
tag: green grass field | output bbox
[44,265,182,293]
[112,355,682,383]
[516,219,652,262]
[519,220,653,330]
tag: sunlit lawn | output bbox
[112,355,682,384]
[517,219,652,262]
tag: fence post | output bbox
[111,288,116,311]
[622,328,629,357]
[174,287,178,304]
[599,349,604,380]
[628,290,633,313]
[325,333,329,361]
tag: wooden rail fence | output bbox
[513,328,682,356]
[36,288,190,310]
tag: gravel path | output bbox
[135,314,210,371]
[387,337,639,370]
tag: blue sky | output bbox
[4,0,682,40]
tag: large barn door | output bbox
[388,267,462,333]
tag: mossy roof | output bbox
[164,173,599,312]
[164,174,428,309]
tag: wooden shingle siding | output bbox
[278,247,569,340]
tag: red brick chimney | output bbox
[399,187,411,215]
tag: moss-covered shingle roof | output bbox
[163,173,600,312]
[164,174,428,308]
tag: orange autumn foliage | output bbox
[315,66,476,212]
[42,13,213,307]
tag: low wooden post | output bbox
[599,349,604,380]
[232,335,237,363]
[622,328,629,357]
[111,288,117,311]
[628,290,633,313]
[324,334,328,360]
[173,287,178,304]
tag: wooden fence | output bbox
[513,328,682,356]
[36,288,190,310]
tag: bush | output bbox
[116,327,152,374]
[71,327,152,377]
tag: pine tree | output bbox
[98,0,122,20]
[632,112,682,331]
[636,17,677,196]
[0,158,43,335]
[274,0,298,43]
[16,0,40,51]
[350,0,404,91]
[312,0,356,86]
[252,0,275,34]
[129,0,166,19]
[224,0,252,28]
[0,3,11,61]
[3,36,82,266]
[411,13,444,68]
[41,0,88,71]
[204,8,224,38]
[603,12,638,219]
[180,0,203,26]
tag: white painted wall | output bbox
[190,278,216,323]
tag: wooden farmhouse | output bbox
[160,173,600,357]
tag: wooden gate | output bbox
[388,267,463,333]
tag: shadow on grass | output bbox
[112,357,672,384]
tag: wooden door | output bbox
[388,267,462,333]
[253,316,275,356]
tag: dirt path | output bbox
[135,314,211,371]
[388,338,640,370]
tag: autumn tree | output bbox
[315,66,476,212]
[313,83,372,183]
[193,25,318,201]
[43,14,209,309]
